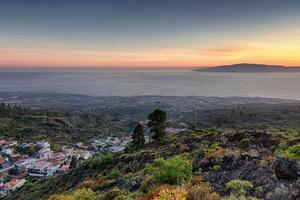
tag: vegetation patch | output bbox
[89,153,114,169]
[145,156,192,186]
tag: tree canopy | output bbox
[147,109,167,142]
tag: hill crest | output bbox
[195,63,300,73]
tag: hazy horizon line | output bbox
[1,63,300,70]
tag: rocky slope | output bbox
[7,128,299,200]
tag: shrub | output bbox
[189,176,204,186]
[224,194,258,200]
[80,177,107,191]
[266,188,290,200]
[145,156,192,185]
[192,146,207,171]
[206,146,239,160]
[206,147,226,159]
[186,184,221,200]
[254,186,264,197]
[140,183,221,200]
[102,188,125,200]
[139,177,156,193]
[284,144,300,161]
[225,180,253,196]
[212,165,221,171]
[72,188,98,200]
[89,153,113,168]
[113,195,133,200]
[154,185,187,200]
[109,169,122,179]
[48,194,72,200]
[275,142,289,155]
[98,179,117,190]
[239,139,251,148]
[259,155,275,167]
[48,188,98,200]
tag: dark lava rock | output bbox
[227,131,244,143]
[289,179,300,199]
[273,157,299,179]
[251,131,278,148]
[205,157,275,196]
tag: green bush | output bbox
[89,153,113,169]
[239,138,251,148]
[254,186,264,196]
[102,188,125,200]
[266,188,290,200]
[224,194,259,200]
[284,144,300,161]
[48,187,98,200]
[72,188,98,200]
[139,177,156,193]
[226,179,253,196]
[108,169,122,179]
[145,156,192,185]
[213,165,221,171]
[224,179,258,200]
[275,142,289,155]
[113,195,133,200]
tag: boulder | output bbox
[273,157,299,179]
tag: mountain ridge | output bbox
[195,63,300,73]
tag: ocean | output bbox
[1,68,300,99]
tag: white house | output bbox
[1,148,13,156]
[5,178,26,191]
[15,158,37,170]
[93,139,107,148]
[37,148,53,159]
[108,145,125,153]
[105,137,121,146]
[79,150,92,160]
[36,141,50,149]
[27,160,54,177]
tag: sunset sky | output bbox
[1,0,300,68]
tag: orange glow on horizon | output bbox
[1,35,300,68]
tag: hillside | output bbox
[1,103,300,200]
[195,63,300,73]
[0,103,126,145]
[3,101,300,144]
[8,128,299,200]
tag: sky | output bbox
[1,0,300,68]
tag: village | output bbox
[0,135,134,198]
[0,121,187,198]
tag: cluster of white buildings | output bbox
[0,135,134,197]
[0,178,26,197]
[0,140,72,197]
[92,136,132,153]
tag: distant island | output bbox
[195,63,300,73]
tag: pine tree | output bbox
[147,109,167,142]
[132,123,145,147]
[70,156,77,169]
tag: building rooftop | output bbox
[0,140,8,146]
[29,160,50,170]
[6,178,26,189]
[0,162,14,172]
